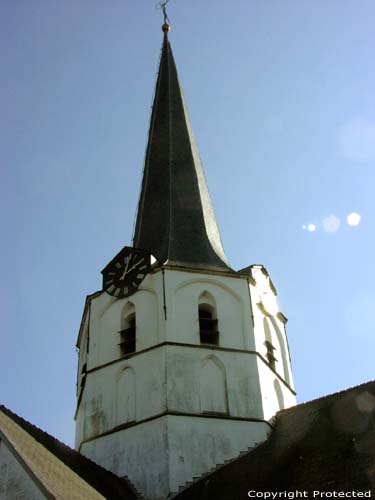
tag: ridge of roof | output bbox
[280,379,375,415]
[0,404,140,500]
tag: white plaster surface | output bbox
[76,265,296,498]
[165,345,263,418]
[81,418,169,500]
[81,415,270,500]
[167,415,270,494]
[76,348,166,445]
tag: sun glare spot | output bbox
[307,223,317,232]
[322,214,341,233]
[356,392,375,414]
[347,212,361,226]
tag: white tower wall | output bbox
[75,266,296,499]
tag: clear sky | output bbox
[1,0,374,446]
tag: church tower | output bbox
[74,21,296,500]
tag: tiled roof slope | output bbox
[0,405,139,500]
[174,381,375,499]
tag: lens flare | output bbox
[347,212,361,226]
[322,215,341,233]
[307,224,317,232]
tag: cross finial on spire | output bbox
[156,1,171,33]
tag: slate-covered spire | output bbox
[133,25,230,271]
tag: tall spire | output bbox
[133,24,229,271]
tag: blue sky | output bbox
[1,1,374,446]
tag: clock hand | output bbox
[119,256,131,280]
[124,259,144,276]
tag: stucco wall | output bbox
[249,265,296,419]
[81,417,169,500]
[75,265,296,498]
[87,276,161,368]
[76,343,266,446]
[76,347,166,445]
[165,345,263,418]
[167,271,253,349]
[80,414,270,500]
[167,415,270,494]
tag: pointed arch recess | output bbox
[198,291,217,311]
[199,355,228,414]
[274,378,285,410]
[175,278,243,304]
[121,302,135,328]
[116,366,136,426]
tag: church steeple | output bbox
[133,25,230,271]
[75,17,296,500]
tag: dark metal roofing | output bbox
[0,405,141,500]
[133,31,230,272]
[173,380,375,499]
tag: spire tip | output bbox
[157,1,171,33]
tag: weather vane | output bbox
[156,0,171,32]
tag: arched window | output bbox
[198,292,219,346]
[119,303,136,355]
[265,340,277,370]
[263,318,277,370]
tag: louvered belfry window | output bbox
[119,315,136,355]
[265,340,277,370]
[199,307,219,346]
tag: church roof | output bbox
[2,382,374,499]
[173,380,375,499]
[133,28,230,272]
[0,405,140,500]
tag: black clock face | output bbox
[103,248,151,298]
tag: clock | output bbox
[102,247,151,298]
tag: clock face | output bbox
[103,248,151,298]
